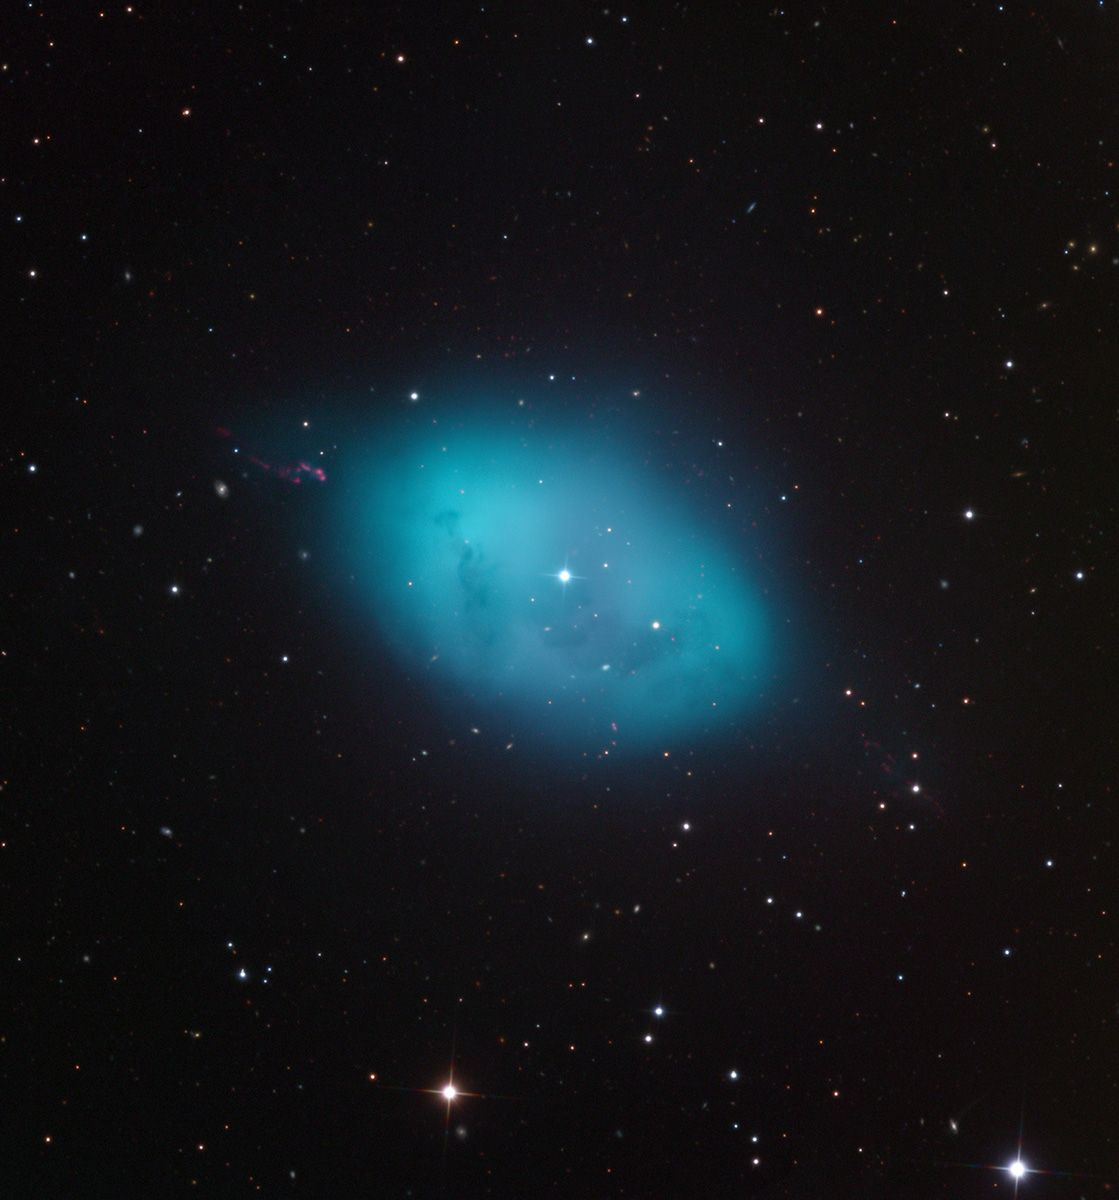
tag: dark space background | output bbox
[4,3,1117,1196]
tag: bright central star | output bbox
[442,1084,457,1101]
[546,558,582,595]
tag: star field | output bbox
[3,3,1117,1197]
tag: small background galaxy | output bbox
[5,4,1118,1198]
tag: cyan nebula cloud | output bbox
[346,399,774,757]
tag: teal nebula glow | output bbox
[347,402,772,756]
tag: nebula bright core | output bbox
[346,399,773,756]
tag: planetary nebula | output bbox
[348,403,771,755]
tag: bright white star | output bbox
[545,557,583,596]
